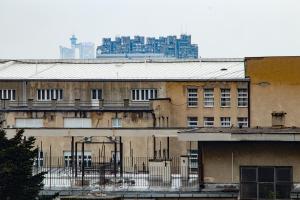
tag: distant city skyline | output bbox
[1,0,300,58]
[60,35,95,59]
[96,34,198,59]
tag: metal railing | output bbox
[0,99,151,111]
[33,156,200,192]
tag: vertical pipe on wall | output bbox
[119,137,123,178]
[197,141,204,190]
[81,142,85,187]
[231,151,234,183]
[71,136,74,177]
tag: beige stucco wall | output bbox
[203,142,300,183]
[246,56,300,127]
[4,111,154,128]
[30,135,190,159]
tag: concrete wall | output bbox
[246,56,300,127]
[203,142,300,183]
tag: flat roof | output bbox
[0,59,245,81]
[178,127,300,142]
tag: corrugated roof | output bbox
[0,59,245,81]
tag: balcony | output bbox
[0,99,152,112]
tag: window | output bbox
[91,89,102,100]
[187,117,198,127]
[64,151,92,168]
[0,89,16,100]
[131,89,158,101]
[112,118,122,128]
[63,118,92,128]
[220,117,231,127]
[240,166,292,200]
[221,89,231,107]
[238,117,248,128]
[204,117,214,127]
[37,89,63,101]
[187,149,198,173]
[187,88,198,107]
[238,88,248,107]
[203,88,214,107]
[15,118,43,128]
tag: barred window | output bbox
[220,117,231,127]
[204,117,214,127]
[238,88,248,107]
[131,89,158,101]
[203,89,214,107]
[187,88,198,107]
[187,117,198,127]
[0,89,16,101]
[221,89,231,107]
[37,89,63,101]
[237,117,248,128]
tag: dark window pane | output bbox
[8,90,11,100]
[37,90,41,100]
[60,90,63,99]
[276,167,292,182]
[150,90,154,99]
[12,90,16,100]
[155,89,158,98]
[276,183,292,199]
[259,183,275,199]
[141,90,145,100]
[258,167,274,182]
[98,90,102,99]
[145,90,149,100]
[240,183,257,199]
[241,167,257,182]
[132,90,135,100]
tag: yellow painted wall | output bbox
[246,57,300,127]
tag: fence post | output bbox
[75,142,78,178]
[198,141,204,190]
[81,142,85,187]
[49,145,52,189]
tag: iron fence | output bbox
[33,156,200,191]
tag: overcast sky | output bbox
[0,0,299,59]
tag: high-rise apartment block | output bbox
[96,34,198,59]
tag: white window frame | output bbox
[37,89,63,101]
[204,117,214,127]
[203,88,214,107]
[238,88,248,107]
[63,118,92,128]
[0,89,16,101]
[91,89,102,100]
[220,117,231,127]
[112,118,122,128]
[221,89,231,107]
[131,89,158,101]
[63,151,92,167]
[237,117,248,128]
[187,88,198,107]
[187,117,198,127]
[15,118,44,128]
